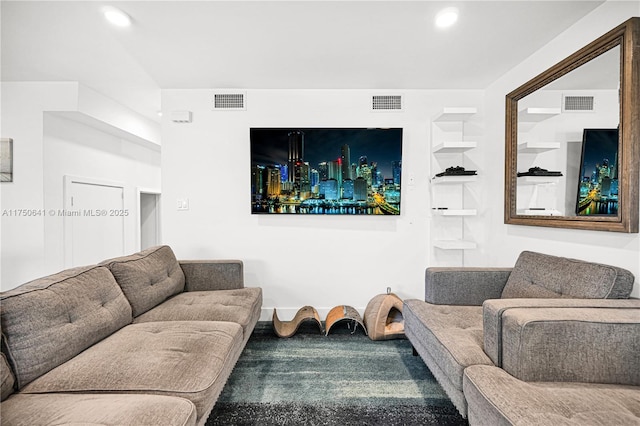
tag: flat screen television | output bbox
[575,128,619,216]
[251,128,403,215]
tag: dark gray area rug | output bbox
[206,322,467,425]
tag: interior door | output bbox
[65,178,125,267]
[139,191,160,250]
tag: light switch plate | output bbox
[177,198,189,210]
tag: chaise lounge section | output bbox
[0,245,262,426]
[463,305,640,425]
[403,250,637,421]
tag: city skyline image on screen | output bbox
[576,128,619,216]
[251,128,403,215]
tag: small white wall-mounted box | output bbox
[171,111,192,123]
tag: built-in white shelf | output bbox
[432,175,477,184]
[432,209,477,216]
[518,141,561,153]
[519,209,563,216]
[518,107,561,122]
[433,107,477,122]
[434,240,477,250]
[517,176,561,185]
[433,141,477,154]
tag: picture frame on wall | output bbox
[250,128,403,215]
[1,138,13,183]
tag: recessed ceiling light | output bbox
[435,7,459,29]
[102,6,132,28]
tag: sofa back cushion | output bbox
[101,245,185,317]
[0,266,132,388]
[502,251,634,299]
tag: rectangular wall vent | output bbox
[372,95,403,111]
[171,110,192,123]
[563,95,595,112]
[213,93,246,110]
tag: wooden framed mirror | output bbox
[505,18,639,233]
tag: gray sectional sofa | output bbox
[0,245,262,426]
[404,250,640,424]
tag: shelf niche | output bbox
[433,240,477,250]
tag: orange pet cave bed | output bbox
[363,292,405,340]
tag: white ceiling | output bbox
[1,1,605,121]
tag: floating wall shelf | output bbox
[432,209,477,216]
[520,209,563,216]
[432,175,478,184]
[433,240,477,250]
[518,176,561,185]
[518,141,561,153]
[518,107,561,122]
[433,141,477,154]
[434,107,478,122]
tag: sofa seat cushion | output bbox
[403,299,493,391]
[1,393,197,426]
[20,321,243,423]
[502,251,634,299]
[101,245,186,317]
[133,287,262,340]
[0,265,132,389]
[464,365,640,426]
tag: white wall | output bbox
[1,82,78,289]
[161,89,484,319]
[483,3,640,297]
[42,113,161,273]
[0,82,161,290]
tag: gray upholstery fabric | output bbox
[1,352,15,401]
[403,299,493,417]
[464,365,640,426]
[501,307,640,385]
[1,393,197,426]
[102,245,185,317]
[502,251,634,299]
[21,320,244,424]
[180,260,244,291]
[425,268,512,306]
[134,287,263,342]
[0,265,132,388]
[483,298,640,366]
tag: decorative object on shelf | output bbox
[517,167,563,177]
[272,305,323,338]
[325,305,367,336]
[363,288,404,341]
[434,166,477,178]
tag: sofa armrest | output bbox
[483,298,640,366]
[499,305,640,386]
[425,267,512,306]
[179,260,244,292]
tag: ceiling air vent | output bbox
[372,95,403,112]
[563,95,595,112]
[213,92,246,110]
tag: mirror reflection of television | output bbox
[576,128,619,216]
[250,128,403,215]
